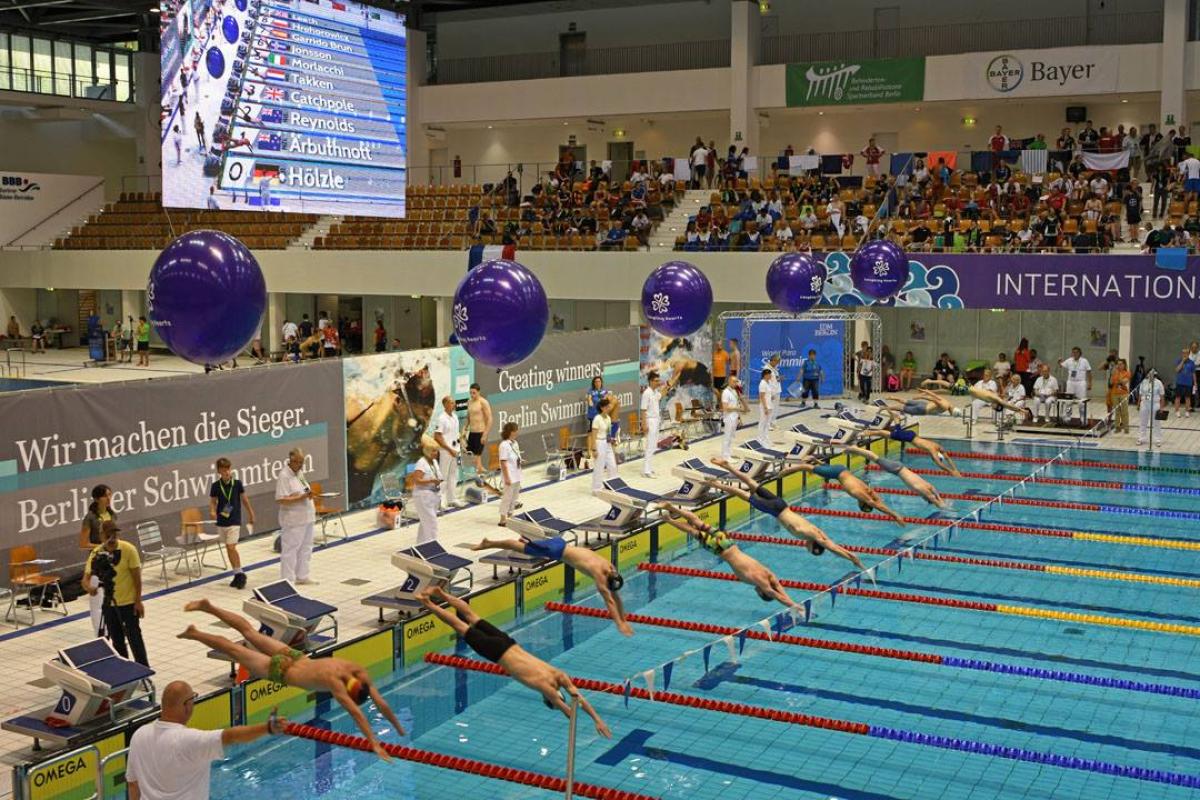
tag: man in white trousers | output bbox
[757,368,775,444]
[767,354,783,430]
[412,438,443,544]
[1136,369,1166,447]
[433,396,462,509]
[590,396,619,492]
[1032,363,1060,423]
[640,371,663,478]
[274,448,316,584]
[1058,346,1093,424]
[721,376,743,459]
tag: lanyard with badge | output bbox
[217,479,235,521]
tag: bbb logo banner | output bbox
[725,319,844,400]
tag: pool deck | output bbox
[1,363,1198,797]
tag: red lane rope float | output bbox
[825,483,1102,512]
[424,653,871,734]
[866,464,1124,490]
[637,562,999,611]
[727,531,1046,572]
[545,601,941,665]
[904,448,1138,471]
[282,721,660,800]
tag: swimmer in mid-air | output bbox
[659,502,798,607]
[862,412,962,477]
[922,378,1031,419]
[467,536,632,636]
[837,445,947,509]
[179,599,404,760]
[880,387,956,416]
[704,457,865,570]
[789,458,907,525]
[415,586,612,738]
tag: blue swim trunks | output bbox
[902,400,928,416]
[813,463,844,481]
[523,537,567,561]
[748,487,789,517]
[889,426,916,443]
[876,457,905,475]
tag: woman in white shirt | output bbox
[992,353,1011,381]
[857,347,876,402]
[497,422,522,526]
[412,437,442,545]
[589,396,619,492]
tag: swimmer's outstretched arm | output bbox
[328,679,391,761]
[831,444,879,462]
[555,674,612,739]
[704,476,752,501]
[366,681,407,736]
[658,502,702,531]
[921,379,953,391]
[710,456,760,491]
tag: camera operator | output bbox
[83,521,148,666]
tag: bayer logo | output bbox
[986,55,1023,92]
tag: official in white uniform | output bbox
[590,396,619,492]
[433,397,461,509]
[757,368,775,444]
[640,371,664,477]
[274,448,316,584]
[970,371,999,422]
[1059,347,1092,423]
[721,376,743,459]
[497,422,522,524]
[1004,374,1026,421]
[767,356,783,430]
[1136,370,1166,447]
[1032,364,1060,422]
[412,437,442,545]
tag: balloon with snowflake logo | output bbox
[765,252,826,314]
[849,239,909,300]
[451,259,549,368]
[641,260,712,337]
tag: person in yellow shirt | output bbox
[83,521,148,665]
[711,340,729,390]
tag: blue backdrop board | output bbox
[726,319,845,400]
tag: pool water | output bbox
[209,443,1200,800]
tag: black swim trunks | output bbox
[464,618,517,663]
[466,432,484,456]
[748,486,788,517]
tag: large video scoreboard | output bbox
[160,0,406,216]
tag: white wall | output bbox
[0,288,36,334]
[0,116,138,201]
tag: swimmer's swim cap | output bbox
[809,542,826,556]
[607,573,625,592]
[857,499,873,513]
[345,677,370,705]
[755,587,774,602]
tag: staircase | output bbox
[293,215,342,249]
[648,189,710,252]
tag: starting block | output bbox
[362,543,473,622]
[207,581,338,677]
[731,440,789,481]
[582,478,661,540]
[664,458,726,504]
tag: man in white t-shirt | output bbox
[1058,347,1092,423]
[1032,364,1060,423]
[1136,369,1166,447]
[274,448,315,584]
[433,397,462,509]
[970,370,999,421]
[127,680,281,800]
[690,140,709,189]
[757,368,775,445]
[720,376,743,459]
[280,318,298,344]
[1179,154,1200,201]
[640,371,664,478]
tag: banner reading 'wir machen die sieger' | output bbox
[0,361,345,566]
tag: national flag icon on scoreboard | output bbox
[255,132,284,151]
[266,40,289,53]
[265,67,287,82]
[272,9,290,19]
[267,54,287,66]
[368,10,380,19]
[258,107,284,123]
[253,161,282,181]
[272,18,290,28]
[332,1,345,9]
[269,29,289,39]
[262,86,285,101]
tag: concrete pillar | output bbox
[1161,0,1187,129]
[729,1,759,154]
[266,292,286,355]
[120,290,142,329]
[0,288,36,331]
[1117,312,1133,364]
[435,296,451,347]
[131,53,162,196]
[406,28,432,186]
[629,300,642,327]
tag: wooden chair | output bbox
[179,507,227,575]
[311,481,348,544]
[8,545,67,624]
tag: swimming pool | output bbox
[209,443,1200,800]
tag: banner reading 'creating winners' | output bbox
[786,57,925,107]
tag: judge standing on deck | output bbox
[433,397,462,509]
[412,437,443,544]
[641,371,664,478]
[274,448,316,584]
[721,376,743,459]
[590,396,619,491]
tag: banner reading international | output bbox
[476,328,641,463]
[0,361,346,565]
[786,57,925,107]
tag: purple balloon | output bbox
[850,239,909,300]
[206,46,225,80]
[765,252,826,313]
[452,259,548,368]
[641,261,712,337]
[222,15,239,44]
[147,231,266,365]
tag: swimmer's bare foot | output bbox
[184,598,213,614]
[711,456,732,470]
[178,624,199,640]
[467,539,494,551]
[616,619,634,637]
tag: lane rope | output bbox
[426,654,1200,790]
[904,448,1200,477]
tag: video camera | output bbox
[91,547,123,603]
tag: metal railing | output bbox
[431,38,729,84]
[760,11,1164,64]
[5,348,26,378]
[564,696,579,799]
[0,66,131,102]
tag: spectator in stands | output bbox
[861,137,885,177]
[1152,163,1173,218]
[934,353,957,383]
[1029,133,1048,150]
[1151,131,1176,174]
[630,211,651,247]
[740,221,762,251]
[906,221,932,252]
[1056,127,1076,151]
[1097,126,1117,153]
[1078,120,1099,152]
[1176,126,1192,162]
[775,220,794,247]
[1179,151,1200,204]
[989,125,1008,166]
[5,316,18,340]
[826,195,845,237]
[1124,126,1141,177]
[936,158,952,186]
[1089,172,1110,200]
[706,141,718,189]
[689,138,708,189]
